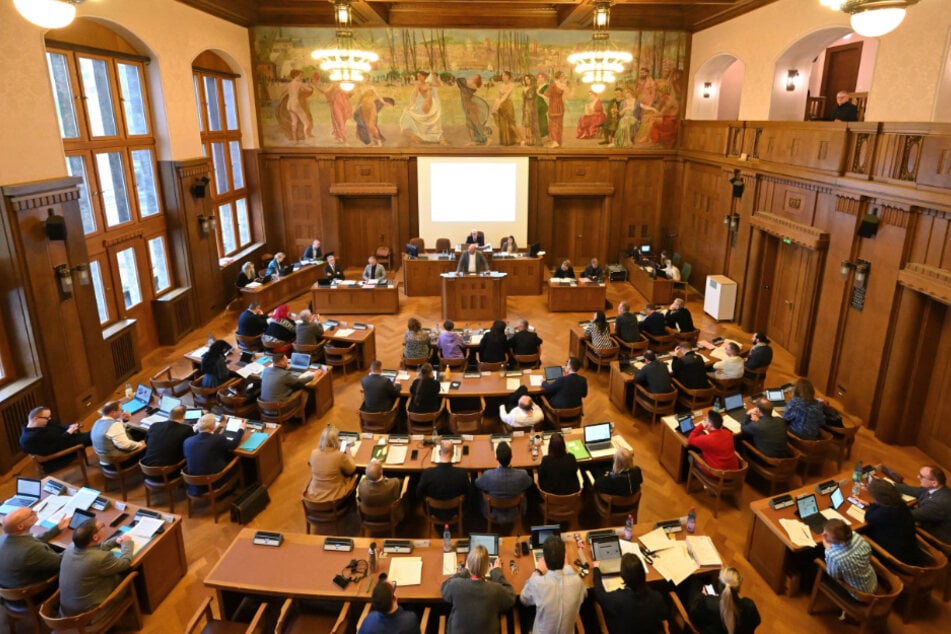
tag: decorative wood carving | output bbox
[547,183,615,197]
[897,263,951,305]
[329,183,399,196]
[749,212,829,250]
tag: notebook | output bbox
[795,493,828,533]
[721,393,747,420]
[583,422,614,458]
[543,366,563,381]
[122,384,152,415]
[289,352,313,373]
[2,477,42,509]
[590,534,623,575]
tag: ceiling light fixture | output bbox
[567,1,632,95]
[820,0,921,38]
[311,0,378,92]
[14,0,83,29]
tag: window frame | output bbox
[146,234,173,297]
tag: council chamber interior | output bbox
[1,0,951,632]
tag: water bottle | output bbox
[432,424,439,447]
[124,382,133,399]
[443,524,452,553]
[207,332,214,347]
[852,460,863,497]
[686,507,696,534]
[623,514,634,541]
[514,534,522,558]
[574,533,587,565]
[368,542,377,573]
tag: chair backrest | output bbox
[680,262,692,283]
[406,401,445,433]
[257,392,304,424]
[293,341,326,358]
[513,353,541,369]
[301,487,355,528]
[234,332,263,352]
[483,491,525,517]
[668,591,700,634]
[435,238,451,252]
[39,571,140,633]
[601,489,642,522]
[182,456,241,497]
[359,400,399,434]
[635,385,678,408]
[671,252,682,267]
[425,495,465,519]
[140,459,185,484]
[536,481,582,523]
[541,395,583,428]
[409,237,425,251]
[0,572,58,621]
[325,343,357,361]
[672,378,716,409]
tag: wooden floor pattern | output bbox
[2,272,948,633]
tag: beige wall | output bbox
[0,0,256,186]
[687,0,951,122]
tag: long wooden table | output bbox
[623,258,674,304]
[237,263,324,310]
[396,367,550,399]
[656,410,744,483]
[325,324,377,370]
[547,280,607,312]
[403,253,544,296]
[311,281,400,314]
[441,273,507,322]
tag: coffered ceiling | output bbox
[176,0,778,33]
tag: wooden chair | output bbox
[96,446,146,501]
[409,237,426,252]
[867,535,948,622]
[786,429,836,477]
[612,334,649,360]
[533,471,583,529]
[672,377,716,411]
[481,490,525,534]
[917,527,951,601]
[672,262,692,300]
[358,604,429,634]
[668,591,700,634]
[358,398,400,434]
[540,395,583,430]
[29,444,90,486]
[585,341,619,374]
[826,419,860,469]
[708,375,743,399]
[0,573,58,634]
[140,459,186,512]
[674,329,701,345]
[356,475,410,536]
[477,359,505,372]
[439,613,505,634]
[424,494,466,537]
[633,384,678,425]
[512,352,541,369]
[218,379,259,419]
[302,479,358,535]
[182,455,243,523]
[584,471,642,525]
[185,595,267,633]
[189,375,221,410]
[257,390,306,426]
[741,440,802,495]
[375,245,392,270]
[742,365,769,394]
[401,354,430,370]
[406,399,446,435]
[275,598,352,634]
[39,571,141,634]
[448,396,485,434]
[234,332,264,355]
[685,452,748,518]
[293,340,326,364]
[437,351,467,371]
[435,238,451,252]
[325,343,360,375]
[149,365,197,398]
[644,331,677,353]
[808,556,903,633]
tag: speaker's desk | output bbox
[403,253,543,296]
[311,280,400,314]
[441,272,507,322]
[547,280,607,312]
[623,258,673,305]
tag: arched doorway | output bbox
[690,54,744,121]
[767,27,852,121]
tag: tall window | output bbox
[193,66,251,259]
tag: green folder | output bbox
[371,444,388,461]
[239,431,269,452]
[566,439,590,461]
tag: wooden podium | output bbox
[441,273,507,321]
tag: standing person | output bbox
[362,360,401,412]
[409,363,441,413]
[437,321,466,360]
[546,71,568,148]
[592,553,666,634]
[278,69,313,141]
[894,465,951,543]
[535,73,550,142]
[305,426,357,503]
[0,506,69,589]
[90,401,144,467]
[783,379,824,440]
[538,432,580,494]
[687,410,739,471]
[456,74,491,146]
[441,545,515,634]
[491,71,520,146]
[58,518,134,616]
[401,70,444,144]
[296,309,324,346]
[635,67,657,109]
[614,301,641,345]
[687,567,761,634]
[600,87,623,145]
[354,80,387,147]
[542,358,588,409]
[456,244,489,273]
[614,88,640,148]
[403,317,432,361]
[315,77,353,144]
[520,73,541,147]
[521,536,587,634]
[20,405,91,471]
[821,519,877,596]
[358,578,420,634]
[200,339,232,388]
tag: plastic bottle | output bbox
[207,332,214,347]
[444,364,451,381]
[124,382,133,399]
[574,533,587,565]
[686,507,696,534]
[852,460,863,497]
[368,542,377,573]
[623,514,634,541]
[432,424,440,447]
[514,534,522,558]
[443,524,452,553]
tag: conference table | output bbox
[237,262,325,310]
[547,279,608,312]
[656,410,744,483]
[441,272,508,322]
[311,280,400,314]
[402,253,544,296]
[395,367,551,399]
[204,523,722,615]
[623,257,674,304]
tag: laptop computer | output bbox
[530,524,561,564]
[68,508,96,530]
[764,388,787,407]
[676,414,695,435]
[543,366,563,381]
[122,384,152,415]
[583,422,614,458]
[184,408,203,422]
[3,477,42,508]
[289,352,313,373]
[469,532,500,566]
[149,394,182,418]
[830,486,845,511]
[721,393,747,420]
[796,493,828,533]
[590,534,624,575]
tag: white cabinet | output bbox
[704,275,737,321]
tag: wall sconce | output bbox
[198,214,217,235]
[723,213,741,246]
[190,176,210,199]
[841,259,871,284]
[785,69,799,91]
[45,208,67,241]
[702,82,712,99]
[54,263,73,296]
[71,263,90,285]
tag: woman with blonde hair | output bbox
[305,426,357,502]
[236,261,258,288]
[688,567,761,634]
[440,545,515,633]
[594,445,643,497]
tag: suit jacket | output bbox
[552,266,575,279]
[0,527,62,588]
[745,343,773,370]
[542,372,588,409]
[895,484,951,543]
[361,373,400,412]
[302,245,322,260]
[474,466,532,523]
[665,308,694,332]
[741,414,789,458]
[465,232,485,246]
[183,431,241,478]
[456,250,489,273]
[260,365,309,402]
[863,503,928,566]
[509,330,542,356]
[614,312,640,343]
[416,463,470,520]
[640,312,667,337]
[362,263,387,282]
[141,420,195,467]
[581,264,603,280]
[324,263,345,280]
[237,309,267,337]
[58,539,133,616]
[592,568,666,634]
[295,320,324,346]
[672,352,710,389]
[479,331,509,363]
[19,423,87,471]
[635,360,673,394]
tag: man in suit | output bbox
[465,229,485,247]
[236,301,267,337]
[0,505,69,589]
[640,303,667,337]
[361,255,387,282]
[665,298,694,333]
[58,518,134,616]
[614,301,641,344]
[740,399,789,458]
[474,442,532,524]
[745,332,773,371]
[324,254,345,280]
[542,357,588,409]
[295,309,324,345]
[635,350,673,394]
[19,405,91,471]
[417,440,470,521]
[829,91,859,122]
[896,465,951,543]
[141,405,195,469]
[580,257,603,282]
[358,459,403,522]
[671,343,710,390]
[456,244,489,274]
[302,238,322,261]
[183,414,242,495]
[361,360,401,412]
[509,319,543,357]
[261,353,312,403]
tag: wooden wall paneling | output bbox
[916,301,951,465]
[677,161,726,288]
[405,157,420,241]
[624,158,665,255]
[680,120,731,156]
[723,168,756,303]
[390,156,411,252]
[918,130,951,191]
[277,156,322,261]
[534,157,557,268]
[739,227,766,332]
[749,122,847,173]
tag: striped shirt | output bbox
[520,568,587,634]
[825,533,877,595]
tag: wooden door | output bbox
[916,302,951,466]
[338,198,392,269]
[106,237,157,351]
[753,236,777,333]
[820,42,863,119]
[552,197,604,265]
[768,242,804,350]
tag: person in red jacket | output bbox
[687,410,739,472]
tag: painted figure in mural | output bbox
[400,71,444,144]
[576,90,607,140]
[599,88,623,145]
[546,71,569,148]
[614,87,641,148]
[276,69,314,142]
[535,73,550,141]
[649,88,680,148]
[456,74,492,146]
[354,80,395,146]
[491,71,521,146]
[520,74,541,147]
[635,67,657,109]
[314,75,353,144]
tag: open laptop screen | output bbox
[530,525,561,549]
[290,352,312,369]
[591,536,622,561]
[134,384,152,402]
[765,388,785,402]
[830,487,845,510]
[17,477,42,498]
[678,415,695,434]
[584,423,611,444]
[158,395,181,413]
[722,393,744,411]
[469,532,499,556]
[796,494,820,518]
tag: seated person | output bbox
[687,410,739,471]
[585,310,614,350]
[594,446,643,498]
[403,317,432,360]
[552,259,575,279]
[362,255,387,283]
[640,304,667,337]
[509,319,542,357]
[521,536,587,634]
[200,339,232,388]
[499,394,543,430]
[499,235,517,253]
[478,320,509,364]
[261,353,311,403]
[580,257,603,282]
[661,258,681,281]
[829,90,859,122]
[416,439,470,520]
[822,518,877,596]
[20,405,91,471]
[358,459,403,522]
[895,465,951,543]
[295,309,324,346]
[324,254,345,280]
[235,261,261,288]
[302,238,322,261]
[614,301,641,344]
[436,320,465,360]
[635,350,673,394]
[538,432,580,494]
[266,251,292,277]
[593,553,666,634]
[465,228,485,247]
[141,406,195,469]
[685,568,760,634]
[358,577,419,634]
[58,518,134,616]
[711,342,744,380]
[542,357,588,409]
[361,360,401,412]
[236,301,267,337]
[441,546,515,633]
[745,332,773,372]
[183,414,242,494]
[0,505,68,590]
[306,426,357,502]
[409,363,441,413]
[862,479,928,566]
[665,297,694,332]
[262,304,296,353]
[671,342,709,389]
[783,379,824,440]
[474,442,532,524]
[456,244,489,273]
[91,401,144,467]
[740,399,789,458]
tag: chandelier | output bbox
[311,0,379,92]
[14,0,83,29]
[820,0,921,38]
[567,1,632,94]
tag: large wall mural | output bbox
[251,27,688,150]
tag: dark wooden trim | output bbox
[45,39,150,64]
[748,212,830,251]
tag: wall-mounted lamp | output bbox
[190,176,210,199]
[786,69,800,92]
[71,263,90,285]
[841,259,871,284]
[702,82,712,99]
[198,214,217,235]
[54,263,73,296]
[45,208,67,241]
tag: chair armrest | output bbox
[584,470,596,487]
[330,602,351,634]
[357,603,371,630]
[399,476,410,498]
[184,595,215,633]
[274,598,294,633]
[246,602,268,633]
[419,607,431,634]
[32,443,85,463]
[576,469,585,491]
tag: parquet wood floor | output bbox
[2,271,947,633]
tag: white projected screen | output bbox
[417,157,529,248]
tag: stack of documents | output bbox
[388,557,423,586]
[385,445,408,465]
[686,535,723,566]
[779,518,816,548]
[651,542,699,586]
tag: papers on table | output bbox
[431,445,461,463]
[139,413,163,427]
[469,334,483,345]
[335,328,356,337]
[651,542,699,586]
[443,552,458,575]
[35,495,71,526]
[619,539,650,573]
[600,575,625,592]
[244,281,262,288]
[114,526,151,557]
[820,508,851,525]
[388,557,423,586]
[237,361,266,378]
[65,487,100,513]
[779,518,816,548]
[846,505,866,523]
[529,375,544,387]
[707,340,742,360]
[686,536,722,567]
[439,382,451,394]
[506,378,521,390]
[661,415,680,430]
[721,415,742,434]
[639,527,677,553]
[397,371,411,381]
[385,445,408,465]
[190,346,209,359]
[128,516,163,539]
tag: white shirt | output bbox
[713,355,744,379]
[467,253,477,273]
[520,568,587,634]
[499,404,543,429]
